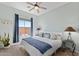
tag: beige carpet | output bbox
[0,45,29,56]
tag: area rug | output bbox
[0,45,29,56]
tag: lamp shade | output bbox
[37,27,41,30]
[65,26,76,32]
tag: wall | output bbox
[0,4,38,44]
[38,3,79,32]
[38,3,79,51]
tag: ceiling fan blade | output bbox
[37,9,39,13]
[39,6,47,10]
[29,7,35,11]
[38,2,42,5]
[27,2,34,6]
[35,2,42,5]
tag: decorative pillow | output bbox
[42,33,51,39]
[35,32,43,37]
[51,32,62,40]
[51,33,57,40]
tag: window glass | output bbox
[19,19,31,35]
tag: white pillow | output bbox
[51,32,62,40]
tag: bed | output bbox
[20,36,62,56]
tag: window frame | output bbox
[19,18,31,35]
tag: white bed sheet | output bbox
[20,36,62,56]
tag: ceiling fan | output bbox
[27,2,47,13]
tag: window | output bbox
[19,18,31,35]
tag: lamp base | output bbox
[67,32,72,40]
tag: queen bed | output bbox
[20,36,62,56]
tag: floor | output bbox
[53,48,79,56]
[0,45,78,56]
[0,45,29,56]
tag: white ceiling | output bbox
[0,2,69,16]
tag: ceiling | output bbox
[0,2,69,16]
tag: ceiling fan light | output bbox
[35,6,39,10]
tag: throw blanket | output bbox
[23,37,52,54]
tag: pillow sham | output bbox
[51,32,62,40]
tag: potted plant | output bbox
[1,33,10,47]
[0,35,4,48]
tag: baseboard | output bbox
[10,42,20,46]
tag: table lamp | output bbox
[64,26,76,40]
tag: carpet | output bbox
[0,45,29,56]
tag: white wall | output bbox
[0,4,38,44]
[38,3,79,32]
[38,3,79,51]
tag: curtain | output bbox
[31,18,33,36]
[13,14,19,43]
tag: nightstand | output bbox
[62,39,76,55]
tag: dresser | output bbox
[62,39,76,55]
